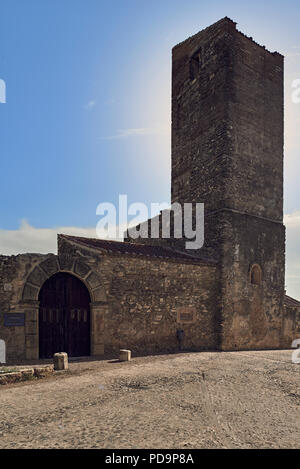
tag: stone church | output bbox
[1,17,299,363]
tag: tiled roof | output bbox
[284,295,300,308]
[59,234,216,265]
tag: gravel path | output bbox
[0,350,299,449]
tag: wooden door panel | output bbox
[39,273,91,358]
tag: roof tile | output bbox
[59,234,216,265]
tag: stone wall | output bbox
[0,236,220,362]
[0,253,48,361]
[229,30,283,222]
[218,212,286,350]
[58,236,220,356]
[171,18,237,213]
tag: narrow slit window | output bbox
[190,48,203,80]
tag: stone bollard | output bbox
[53,352,69,371]
[119,349,131,362]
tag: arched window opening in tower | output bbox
[190,48,203,80]
[250,264,262,286]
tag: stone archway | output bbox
[19,255,108,359]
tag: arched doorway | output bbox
[39,272,91,358]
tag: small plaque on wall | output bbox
[4,313,25,327]
[177,307,196,324]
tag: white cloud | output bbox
[84,100,96,110]
[0,220,121,255]
[284,211,300,228]
[284,48,300,65]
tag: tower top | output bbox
[173,16,283,58]
[171,16,284,222]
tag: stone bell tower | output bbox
[171,17,286,349]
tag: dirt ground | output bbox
[0,350,299,449]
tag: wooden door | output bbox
[39,273,90,358]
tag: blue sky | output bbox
[0,0,300,297]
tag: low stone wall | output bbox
[0,365,54,385]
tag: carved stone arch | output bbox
[21,255,59,303]
[21,255,107,303]
[20,254,107,359]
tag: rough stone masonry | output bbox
[0,17,299,362]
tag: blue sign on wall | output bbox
[4,313,25,327]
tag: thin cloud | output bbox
[101,124,169,140]
[84,100,96,110]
